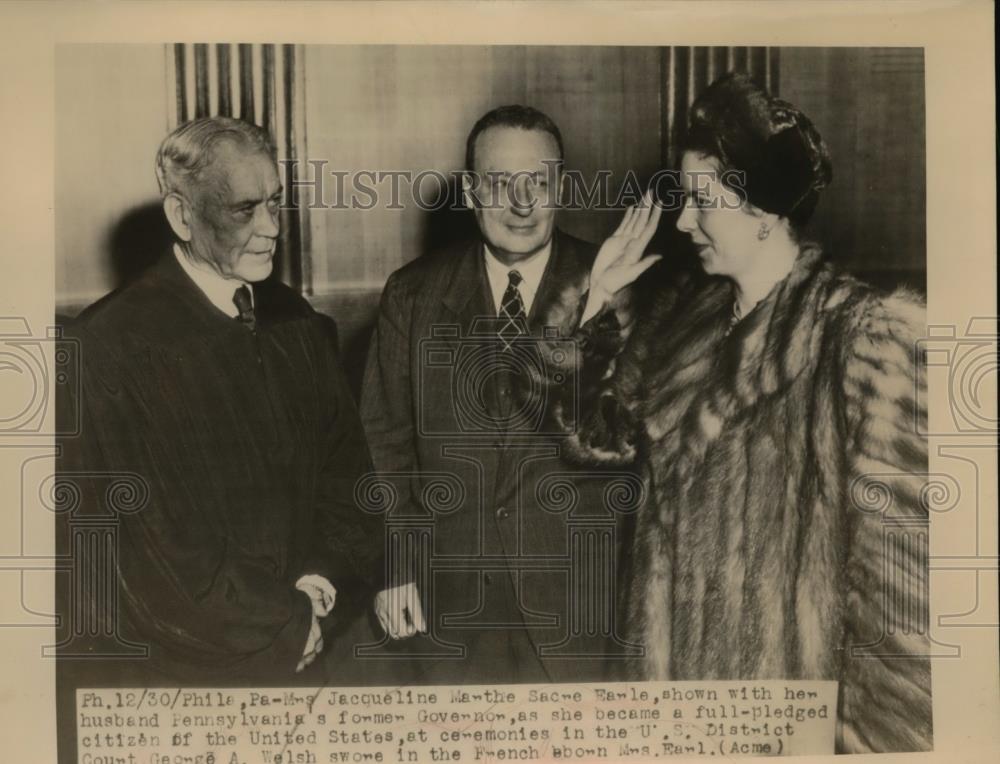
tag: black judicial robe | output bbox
[59,253,382,681]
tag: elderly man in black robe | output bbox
[59,116,423,682]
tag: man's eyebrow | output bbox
[229,196,263,208]
[229,188,283,208]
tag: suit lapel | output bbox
[441,240,492,321]
[529,230,591,337]
[439,240,506,421]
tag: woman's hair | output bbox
[683,73,832,230]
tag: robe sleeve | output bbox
[358,272,420,588]
[61,325,314,673]
[305,315,387,593]
[838,289,933,752]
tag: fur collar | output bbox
[637,245,872,488]
[714,244,840,406]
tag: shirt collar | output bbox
[483,239,552,315]
[173,244,252,319]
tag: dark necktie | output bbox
[497,270,527,352]
[232,285,256,331]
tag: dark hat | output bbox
[685,73,832,225]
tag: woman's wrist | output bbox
[580,285,611,325]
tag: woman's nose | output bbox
[676,202,696,234]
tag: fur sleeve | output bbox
[838,287,933,753]
[567,292,644,464]
[536,283,643,466]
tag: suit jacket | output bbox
[361,229,638,682]
[57,252,382,682]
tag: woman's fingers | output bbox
[623,191,658,249]
[622,200,662,265]
[612,204,636,238]
[630,253,662,281]
[636,190,657,235]
[646,196,663,233]
[600,192,660,276]
[635,200,663,252]
[623,196,646,239]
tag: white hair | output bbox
[154,116,276,198]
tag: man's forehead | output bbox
[199,139,279,198]
[473,126,561,172]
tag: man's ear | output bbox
[461,172,478,211]
[162,192,193,242]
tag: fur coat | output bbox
[537,245,932,753]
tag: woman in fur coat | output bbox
[542,73,932,753]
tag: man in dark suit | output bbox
[360,105,638,684]
[59,117,420,683]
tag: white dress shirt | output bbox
[173,244,253,317]
[483,241,552,317]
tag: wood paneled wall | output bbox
[168,43,309,290]
[662,46,780,167]
[56,45,926,350]
[779,47,926,290]
[302,45,666,295]
[55,45,169,309]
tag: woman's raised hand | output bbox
[581,191,663,324]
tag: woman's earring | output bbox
[757,222,771,241]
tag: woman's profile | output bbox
[540,72,932,753]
